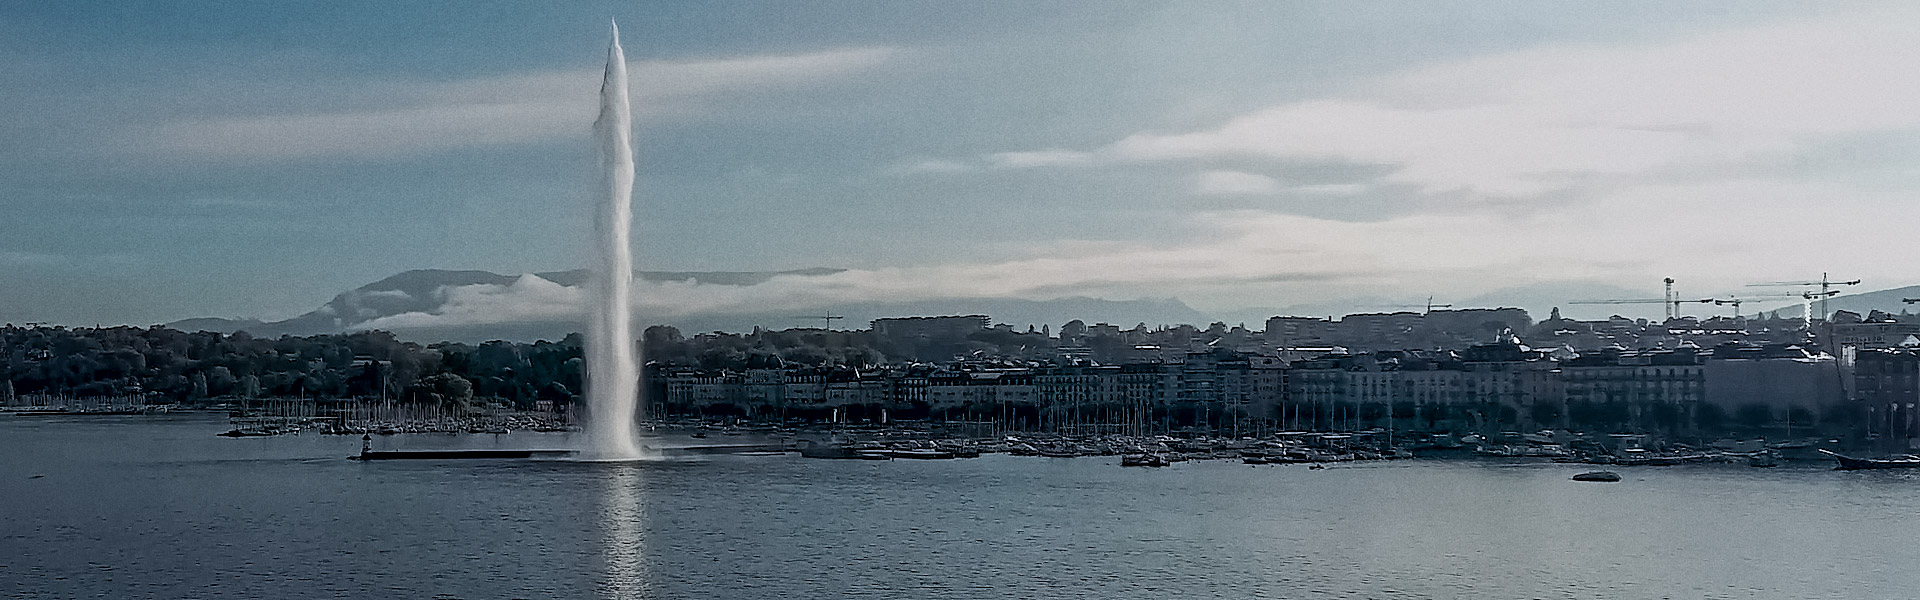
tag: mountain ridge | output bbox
[166,268,1211,342]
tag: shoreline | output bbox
[8,410,1876,468]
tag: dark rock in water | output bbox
[1572,471,1621,482]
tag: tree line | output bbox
[0,323,1098,408]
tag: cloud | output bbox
[1108,100,1747,196]
[0,250,141,268]
[142,46,900,161]
[182,197,286,209]
[984,149,1093,169]
[1292,183,1368,196]
[338,207,1610,330]
[0,251,68,267]
[150,103,582,161]
[631,47,897,98]
[890,149,1094,175]
[338,165,1920,330]
[148,7,1920,331]
[1005,8,1920,198]
[354,274,584,330]
[1193,170,1280,195]
[890,158,978,175]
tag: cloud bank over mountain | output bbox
[172,268,1210,342]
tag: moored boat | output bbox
[218,428,277,437]
[1571,471,1621,482]
[1121,453,1168,467]
[1820,449,1920,470]
[1618,451,1714,467]
[799,445,863,459]
[890,448,956,460]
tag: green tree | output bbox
[1695,403,1727,432]
[1736,403,1773,430]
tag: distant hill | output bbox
[166,317,268,333]
[167,268,1211,342]
[669,296,1210,335]
[167,268,848,338]
[1759,284,1920,319]
[1208,280,1656,326]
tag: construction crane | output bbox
[1716,291,1837,329]
[1711,290,1838,321]
[1663,277,1676,320]
[1368,296,1452,313]
[1746,272,1859,321]
[791,314,843,330]
[1569,296,1715,319]
[1570,277,1708,319]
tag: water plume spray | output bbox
[586,21,642,459]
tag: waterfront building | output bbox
[1266,308,1533,353]
[1704,343,1843,432]
[1562,345,1704,433]
[1280,353,1353,431]
[1851,348,1920,448]
[1033,364,1110,433]
[652,337,1858,440]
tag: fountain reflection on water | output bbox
[599,463,650,599]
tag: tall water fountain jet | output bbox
[586,21,642,460]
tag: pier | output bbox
[352,449,578,461]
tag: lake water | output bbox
[4,414,1918,599]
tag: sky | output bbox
[4,1,1919,328]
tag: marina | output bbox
[19,403,1880,471]
[329,418,1879,470]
